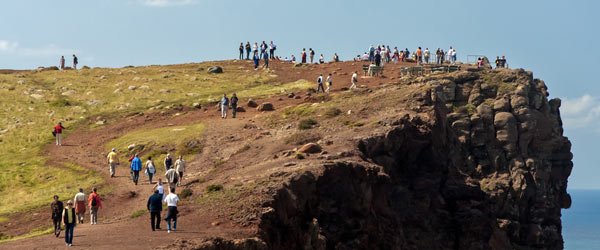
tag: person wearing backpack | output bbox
[316,74,325,93]
[230,93,239,118]
[72,54,78,70]
[51,195,64,237]
[88,188,102,225]
[130,154,142,185]
[145,156,156,184]
[62,200,77,246]
[53,122,65,146]
[175,155,186,186]
[309,48,315,63]
[220,94,229,119]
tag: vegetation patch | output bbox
[298,118,318,130]
[282,103,316,118]
[323,107,342,118]
[284,131,321,145]
[179,188,193,199]
[206,184,224,193]
[131,209,146,218]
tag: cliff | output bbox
[254,69,572,250]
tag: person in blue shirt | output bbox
[147,190,163,231]
[221,94,229,119]
[263,51,269,69]
[253,52,260,70]
[130,154,142,185]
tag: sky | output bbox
[0,0,598,189]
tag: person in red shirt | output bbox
[88,188,102,225]
[53,122,65,146]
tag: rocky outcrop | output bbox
[257,69,572,250]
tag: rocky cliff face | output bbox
[258,69,572,250]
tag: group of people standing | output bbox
[59,55,78,70]
[358,45,458,66]
[107,149,186,189]
[219,93,239,119]
[239,41,276,70]
[314,71,359,93]
[50,188,102,246]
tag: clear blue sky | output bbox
[1,0,598,189]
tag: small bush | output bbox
[285,131,321,145]
[206,184,223,193]
[298,118,318,130]
[131,209,146,218]
[50,98,72,107]
[323,107,342,118]
[180,188,193,199]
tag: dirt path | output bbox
[0,60,453,249]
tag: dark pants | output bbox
[317,84,325,93]
[64,223,74,244]
[239,50,243,60]
[52,217,61,236]
[231,104,237,118]
[150,211,161,230]
[148,173,153,183]
[165,206,178,231]
[132,170,140,185]
[269,49,274,59]
[246,50,250,60]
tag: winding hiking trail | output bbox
[0,60,432,249]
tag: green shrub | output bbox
[323,107,342,118]
[206,184,223,193]
[298,118,318,130]
[179,188,193,199]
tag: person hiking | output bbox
[309,48,315,63]
[374,52,382,67]
[72,54,78,70]
[175,156,185,186]
[269,41,276,59]
[60,56,65,70]
[350,71,358,90]
[107,148,119,178]
[53,122,65,146]
[326,74,333,93]
[301,48,307,64]
[424,48,430,64]
[220,94,229,119]
[130,153,142,185]
[165,168,179,191]
[245,42,251,60]
[73,188,86,224]
[154,178,165,199]
[260,41,267,58]
[319,54,325,64]
[238,42,244,60]
[147,189,163,231]
[316,74,325,93]
[252,42,258,55]
[164,153,173,171]
[263,50,269,69]
[62,200,76,247]
[416,47,423,65]
[369,45,375,62]
[230,93,239,118]
[163,187,180,233]
[333,53,340,62]
[88,188,102,225]
[145,156,156,184]
[51,195,64,237]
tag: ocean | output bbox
[563,189,600,249]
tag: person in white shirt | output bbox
[163,187,180,233]
[316,74,325,93]
[449,46,456,64]
[350,72,358,90]
[175,156,185,186]
[424,48,430,64]
[269,41,276,59]
[319,54,325,64]
[73,188,86,224]
[154,179,165,199]
[145,156,156,184]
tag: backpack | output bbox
[91,195,97,207]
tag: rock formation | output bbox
[257,69,572,250]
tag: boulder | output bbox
[192,103,202,109]
[236,106,246,112]
[128,85,138,91]
[257,102,274,111]
[247,99,258,108]
[298,143,322,154]
[207,66,223,74]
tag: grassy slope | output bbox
[0,61,311,216]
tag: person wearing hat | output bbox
[107,148,119,177]
[62,200,77,246]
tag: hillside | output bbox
[0,60,572,249]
